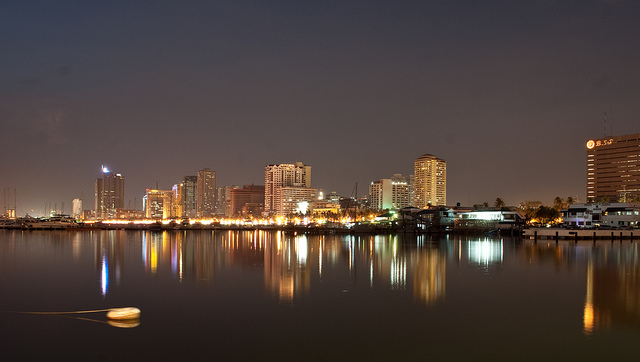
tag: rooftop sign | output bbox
[586,138,614,149]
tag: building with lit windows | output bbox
[414,154,446,208]
[586,133,640,203]
[196,168,216,217]
[143,189,173,219]
[182,176,197,217]
[279,187,318,215]
[562,203,640,228]
[95,166,124,219]
[369,174,412,210]
[265,162,312,215]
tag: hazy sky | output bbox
[2,0,639,216]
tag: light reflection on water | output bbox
[2,230,640,359]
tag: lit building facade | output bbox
[414,154,446,208]
[196,168,216,217]
[562,202,640,228]
[586,133,640,202]
[143,189,173,219]
[172,184,183,219]
[182,176,197,217]
[369,174,412,210]
[279,187,318,215]
[95,167,125,219]
[265,162,312,215]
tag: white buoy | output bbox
[106,307,141,320]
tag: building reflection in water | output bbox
[135,231,451,305]
[264,232,311,303]
[466,238,503,273]
[413,243,446,305]
[523,240,640,334]
[582,243,640,334]
[95,231,125,297]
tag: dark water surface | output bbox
[1,230,639,361]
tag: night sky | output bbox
[2,0,639,216]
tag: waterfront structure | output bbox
[265,162,312,215]
[586,133,640,202]
[562,203,640,228]
[230,185,265,217]
[95,167,124,219]
[182,176,197,217]
[143,189,173,219]
[413,154,446,208]
[196,168,216,217]
[369,174,412,210]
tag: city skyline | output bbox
[2,1,639,215]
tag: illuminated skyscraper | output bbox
[265,162,312,215]
[414,154,446,208]
[182,176,197,217]
[95,166,124,219]
[197,168,216,217]
[586,133,640,202]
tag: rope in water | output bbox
[11,307,140,320]
[12,308,113,315]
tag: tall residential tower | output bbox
[413,154,446,208]
[196,168,216,217]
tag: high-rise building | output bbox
[197,168,216,217]
[171,184,183,218]
[586,133,640,202]
[369,174,412,210]
[182,176,197,217]
[95,166,125,219]
[265,162,312,215]
[414,154,446,208]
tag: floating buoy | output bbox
[106,307,141,320]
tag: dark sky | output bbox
[2,0,639,216]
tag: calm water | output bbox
[1,230,639,361]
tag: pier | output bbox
[524,228,636,241]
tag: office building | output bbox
[230,185,265,216]
[197,168,216,217]
[586,133,640,202]
[95,166,125,219]
[265,162,312,215]
[414,154,446,208]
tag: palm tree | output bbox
[553,197,564,210]
[566,196,575,205]
[494,198,506,209]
